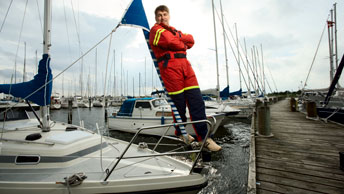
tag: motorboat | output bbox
[76,96,92,108]
[61,96,78,109]
[50,93,62,110]
[0,0,209,193]
[108,97,225,137]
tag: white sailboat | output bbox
[0,1,209,193]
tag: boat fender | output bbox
[161,116,165,124]
[25,133,42,141]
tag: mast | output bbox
[211,0,220,101]
[235,23,242,91]
[23,42,26,82]
[220,0,229,89]
[94,48,98,96]
[41,0,52,132]
[113,49,116,97]
[328,9,335,84]
[244,38,251,97]
[260,44,266,96]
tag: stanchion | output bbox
[68,98,72,124]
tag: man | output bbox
[149,5,221,151]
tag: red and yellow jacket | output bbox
[149,23,194,59]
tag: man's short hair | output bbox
[155,5,169,16]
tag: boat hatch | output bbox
[15,155,40,165]
[45,131,92,145]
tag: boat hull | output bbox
[317,107,344,124]
[108,114,224,137]
[0,120,207,194]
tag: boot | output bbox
[179,134,195,143]
[205,138,222,151]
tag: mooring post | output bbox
[306,101,317,118]
[257,101,272,137]
[290,97,296,112]
[68,98,72,124]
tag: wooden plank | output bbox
[257,167,344,189]
[256,149,339,168]
[257,180,332,194]
[257,157,344,180]
[257,173,344,194]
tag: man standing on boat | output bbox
[149,5,221,151]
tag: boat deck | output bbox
[248,99,344,194]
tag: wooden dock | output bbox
[247,99,344,194]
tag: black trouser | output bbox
[170,88,208,141]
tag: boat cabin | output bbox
[116,98,172,117]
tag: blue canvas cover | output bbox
[117,99,135,116]
[121,0,150,32]
[229,88,242,97]
[220,86,230,99]
[0,54,52,106]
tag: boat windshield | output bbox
[152,99,168,107]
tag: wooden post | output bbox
[306,101,317,118]
[257,102,272,136]
[68,98,72,124]
[290,97,296,112]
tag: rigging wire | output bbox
[35,0,43,37]
[222,13,265,95]
[13,0,29,84]
[302,16,329,92]
[0,0,13,33]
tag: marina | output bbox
[1,0,344,193]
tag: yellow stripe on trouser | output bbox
[168,86,200,95]
[153,29,165,46]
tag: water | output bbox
[50,107,250,194]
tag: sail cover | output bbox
[0,54,52,106]
[120,0,150,32]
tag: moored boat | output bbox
[108,97,225,137]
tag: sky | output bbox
[0,0,343,97]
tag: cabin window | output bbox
[0,108,30,121]
[156,111,173,116]
[135,102,151,109]
[152,99,168,107]
[15,155,40,165]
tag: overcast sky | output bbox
[0,0,343,97]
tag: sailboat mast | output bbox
[23,42,26,82]
[235,23,242,91]
[328,9,335,83]
[211,0,220,100]
[220,0,229,89]
[41,0,52,132]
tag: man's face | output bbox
[155,10,170,26]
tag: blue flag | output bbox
[121,0,150,31]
